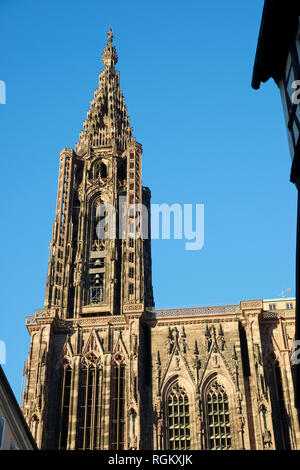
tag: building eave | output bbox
[251,0,300,90]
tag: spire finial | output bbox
[107,26,114,45]
[102,27,118,68]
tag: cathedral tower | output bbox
[21,29,300,452]
[22,29,154,450]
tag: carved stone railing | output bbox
[151,305,240,319]
[26,308,59,326]
[263,309,296,319]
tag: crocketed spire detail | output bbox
[76,28,133,155]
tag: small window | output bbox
[129,267,134,278]
[129,283,134,295]
[128,253,134,263]
[129,238,134,248]
[286,303,294,310]
[269,304,276,311]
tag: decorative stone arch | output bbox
[90,158,109,180]
[82,192,112,306]
[112,352,126,366]
[87,191,116,249]
[82,328,105,360]
[201,372,237,450]
[88,193,106,238]
[263,328,284,367]
[55,340,73,372]
[81,352,102,369]
[161,373,197,450]
[87,189,109,207]
[80,338,103,380]
[112,330,129,364]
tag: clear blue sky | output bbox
[0,0,297,399]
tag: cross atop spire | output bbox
[101,26,118,69]
[107,26,114,45]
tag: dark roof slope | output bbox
[0,365,37,449]
[252,0,300,90]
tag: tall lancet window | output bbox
[91,204,104,250]
[88,201,105,304]
[110,356,126,450]
[206,380,232,450]
[77,356,102,450]
[59,363,72,449]
[167,383,191,450]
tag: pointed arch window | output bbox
[91,204,101,246]
[90,160,107,180]
[206,380,232,450]
[167,383,191,450]
[110,357,126,450]
[77,358,102,450]
[90,201,107,249]
[89,201,106,302]
[58,364,72,449]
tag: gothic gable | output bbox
[112,330,129,363]
[82,328,104,357]
[199,324,237,390]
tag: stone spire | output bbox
[76,28,133,155]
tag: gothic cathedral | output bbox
[21,30,300,450]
